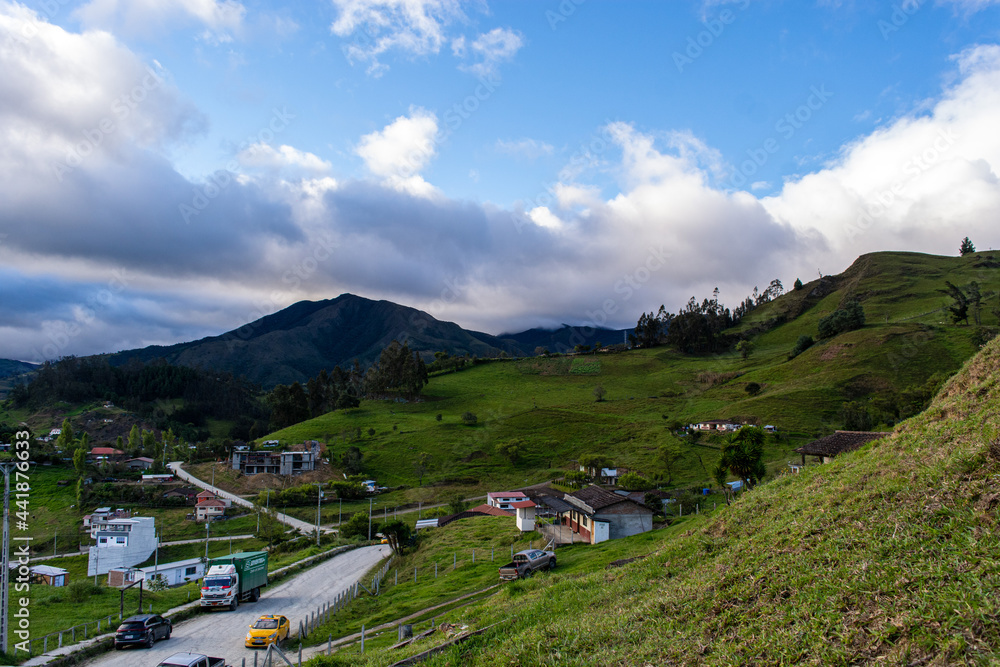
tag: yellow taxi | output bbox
[245,614,290,648]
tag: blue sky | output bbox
[1,0,999,362]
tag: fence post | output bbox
[696,503,699,515]
[59,632,63,648]
[97,619,101,633]
[435,562,438,578]
[361,624,365,654]
[472,549,475,563]
[453,553,456,568]
[72,627,76,642]
[299,619,305,639]
[328,634,332,655]
[298,644,302,667]
[44,636,48,652]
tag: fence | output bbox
[16,610,145,657]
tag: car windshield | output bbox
[204,576,232,587]
[253,619,279,629]
[118,622,145,630]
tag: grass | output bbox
[304,333,1000,666]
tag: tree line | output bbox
[629,280,785,354]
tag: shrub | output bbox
[745,382,762,396]
[67,580,102,603]
[789,334,815,359]
[619,472,652,491]
[461,412,478,426]
[818,301,865,339]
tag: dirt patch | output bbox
[820,343,849,360]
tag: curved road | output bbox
[168,462,322,534]
[82,544,391,667]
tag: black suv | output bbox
[114,614,172,649]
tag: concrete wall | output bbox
[596,511,652,540]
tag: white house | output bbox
[512,500,537,532]
[487,491,528,510]
[87,516,156,576]
[195,499,226,522]
[114,557,206,587]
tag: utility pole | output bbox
[205,521,210,559]
[0,462,16,654]
[368,497,373,541]
[315,483,323,547]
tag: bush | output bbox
[461,412,478,426]
[340,511,376,540]
[818,301,865,339]
[789,335,815,359]
[745,382,762,396]
[67,580,102,603]
[619,472,652,491]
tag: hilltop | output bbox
[320,311,1000,666]
[105,294,625,388]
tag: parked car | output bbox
[157,653,227,667]
[498,549,557,581]
[114,613,172,649]
[245,614,290,647]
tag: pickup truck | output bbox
[498,549,556,580]
[157,653,227,667]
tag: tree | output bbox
[495,438,525,464]
[619,472,652,491]
[578,453,614,476]
[127,424,141,455]
[379,519,411,554]
[461,412,478,426]
[745,382,762,397]
[793,278,804,290]
[960,237,976,256]
[72,447,87,477]
[339,512,374,540]
[413,452,431,486]
[340,446,363,475]
[659,440,682,485]
[789,335,814,359]
[444,492,468,515]
[55,419,74,451]
[564,470,586,488]
[942,281,970,325]
[736,339,756,361]
[593,385,606,402]
[717,426,766,491]
[818,300,865,338]
[969,281,982,326]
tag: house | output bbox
[162,487,199,504]
[487,491,528,510]
[195,489,231,507]
[88,447,125,463]
[31,565,68,587]
[126,457,155,470]
[87,517,156,576]
[231,441,320,476]
[195,498,226,522]
[764,425,777,433]
[84,507,131,535]
[361,480,378,493]
[512,500,537,532]
[109,557,206,588]
[560,485,653,544]
[695,420,741,432]
[794,430,891,465]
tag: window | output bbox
[116,536,127,545]
[185,566,197,576]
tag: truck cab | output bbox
[201,564,240,610]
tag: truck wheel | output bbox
[251,588,260,602]
[230,598,238,611]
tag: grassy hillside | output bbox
[313,307,1000,666]
[265,252,996,501]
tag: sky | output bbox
[2,0,1000,363]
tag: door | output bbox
[593,521,610,544]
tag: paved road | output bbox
[80,544,391,667]
[168,462,322,535]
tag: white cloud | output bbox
[356,107,441,197]
[74,0,246,41]
[238,143,332,175]
[459,27,523,78]
[331,0,463,76]
[496,138,554,160]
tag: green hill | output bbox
[314,301,1000,666]
[267,251,997,497]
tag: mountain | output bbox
[0,359,37,379]
[106,294,628,388]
